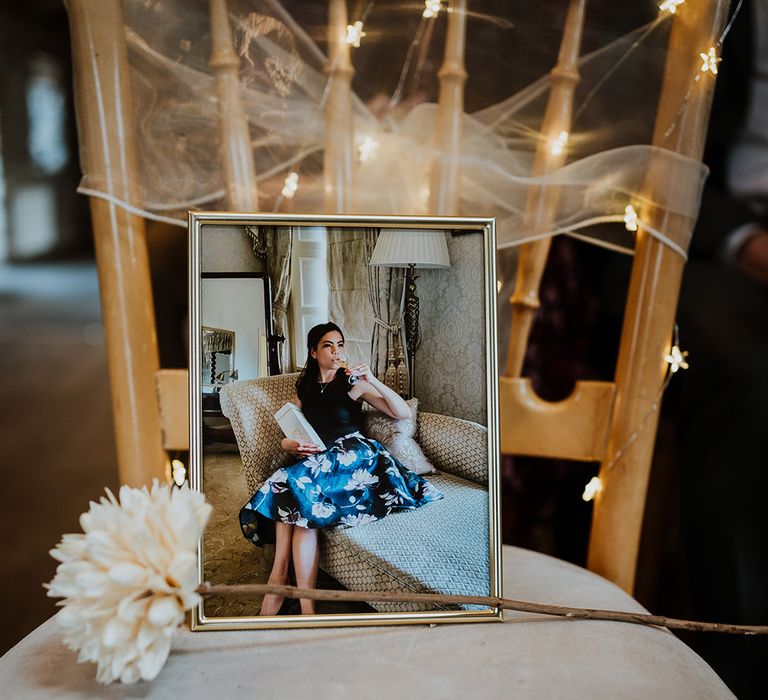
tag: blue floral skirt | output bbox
[239,431,443,546]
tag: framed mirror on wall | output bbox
[190,213,501,631]
[199,272,277,446]
[200,272,278,387]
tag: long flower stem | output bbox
[197,582,768,636]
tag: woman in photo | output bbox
[239,321,443,615]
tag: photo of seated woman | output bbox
[240,322,443,615]
[196,220,497,625]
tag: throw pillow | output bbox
[362,397,435,475]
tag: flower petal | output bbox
[102,618,133,649]
[137,636,172,681]
[108,562,147,587]
[147,596,182,628]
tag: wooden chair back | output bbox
[66,0,728,594]
[501,0,729,592]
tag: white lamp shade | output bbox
[369,229,450,269]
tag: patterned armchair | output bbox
[220,373,491,612]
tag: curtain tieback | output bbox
[373,316,401,334]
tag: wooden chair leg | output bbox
[67,0,166,485]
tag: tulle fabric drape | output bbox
[76,0,710,257]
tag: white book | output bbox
[273,402,326,451]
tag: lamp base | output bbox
[404,263,420,399]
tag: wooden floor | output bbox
[0,262,119,655]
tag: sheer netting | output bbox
[75,0,720,257]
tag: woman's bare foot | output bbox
[259,573,289,616]
[259,592,285,616]
[299,599,316,615]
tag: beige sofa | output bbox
[219,372,491,612]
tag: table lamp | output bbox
[369,229,450,397]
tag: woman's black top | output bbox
[299,373,363,445]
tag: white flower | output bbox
[304,454,332,477]
[380,490,404,507]
[277,507,308,527]
[266,469,289,493]
[337,449,357,466]
[340,513,377,527]
[311,501,336,518]
[343,469,379,491]
[270,468,288,483]
[46,481,211,685]
[293,476,313,491]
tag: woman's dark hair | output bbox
[295,322,344,401]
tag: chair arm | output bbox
[219,374,299,494]
[417,412,488,486]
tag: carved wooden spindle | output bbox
[505,0,586,377]
[209,0,259,211]
[588,0,730,592]
[66,0,166,486]
[429,0,468,216]
[324,0,355,214]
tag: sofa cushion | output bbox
[320,470,490,612]
[418,411,488,486]
[362,398,435,475]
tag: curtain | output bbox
[265,226,293,373]
[326,227,375,366]
[365,230,409,396]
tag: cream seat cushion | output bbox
[0,545,733,699]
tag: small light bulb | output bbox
[582,476,603,502]
[358,136,379,162]
[665,345,689,373]
[549,130,569,156]
[423,0,442,18]
[624,204,638,232]
[700,47,721,75]
[281,171,299,199]
[344,21,366,48]
[171,459,187,487]
[659,0,685,14]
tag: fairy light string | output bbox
[699,46,722,75]
[582,324,689,502]
[358,135,379,162]
[344,20,366,47]
[549,130,569,156]
[581,1,740,498]
[272,0,377,210]
[423,0,442,19]
[575,0,741,144]
[281,171,299,198]
[659,0,742,140]
[623,204,638,232]
[260,0,745,233]
[388,3,438,108]
[659,0,685,14]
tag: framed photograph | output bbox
[189,213,501,630]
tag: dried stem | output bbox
[197,582,768,636]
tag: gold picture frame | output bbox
[189,212,501,630]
